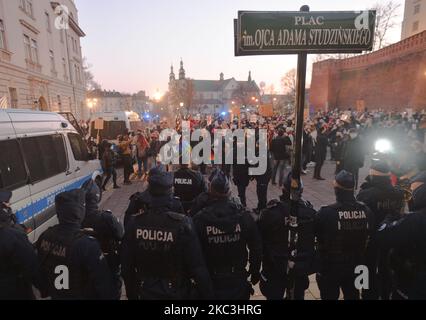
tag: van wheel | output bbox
[95,176,103,201]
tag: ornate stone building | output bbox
[0,0,87,119]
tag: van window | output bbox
[0,139,28,190]
[21,134,67,183]
[68,133,89,161]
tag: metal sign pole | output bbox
[291,5,309,193]
[287,4,309,301]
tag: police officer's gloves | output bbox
[250,272,260,286]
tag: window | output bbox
[68,133,89,161]
[413,21,419,32]
[62,58,68,79]
[20,0,34,18]
[57,95,62,110]
[49,50,55,71]
[20,135,67,183]
[0,20,6,50]
[27,0,33,17]
[30,39,38,63]
[45,12,51,32]
[23,34,31,60]
[0,139,28,190]
[8,88,18,108]
[414,4,421,15]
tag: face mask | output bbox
[350,133,358,139]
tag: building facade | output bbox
[0,0,87,119]
[87,89,150,116]
[168,60,260,115]
[310,31,426,112]
[401,0,426,40]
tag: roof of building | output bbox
[192,78,259,93]
[193,99,224,105]
[192,79,232,92]
[237,81,260,92]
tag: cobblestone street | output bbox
[100,160,370,300]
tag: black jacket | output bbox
[376,208,426,299]
[258,197,316,277]
[0,215,41,300]
[270,136,292,160]
[314,133,328,164]
[36,190,115,300]
[357,176,405,229]
[314,190,375,273]
[121,201,213,300]
[193,197,262,299]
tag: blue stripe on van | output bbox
[15,174,94,224]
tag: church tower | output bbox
[169,64,175,83]
[248,71,252,82]
[179,59,186,80]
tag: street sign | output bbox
[235,10,376,55]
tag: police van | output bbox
[0,109,103,243]
[89,111,143,143]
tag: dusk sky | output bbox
[75,0,404,96]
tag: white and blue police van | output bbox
[0,109,103,243]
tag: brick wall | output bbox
[310,31,426,112]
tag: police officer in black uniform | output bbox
[192,170,262,300]
[376,171,426,300]
[314,170,375,300]
[124,165,184,227]
[121,169,213,300]
[36,189,116,300]
[258,172,316,300]
[81,180,124,300]
[357,160,405,299]
[0,190,41,300]
[173,163,207,214]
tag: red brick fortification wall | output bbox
[310,31,426,112]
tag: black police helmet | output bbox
[55,189,86,225]
[81,179,101,211]
[209,169,230,195]
[334,170,355,190]
[148,165,173,196]
[0,190,12,204]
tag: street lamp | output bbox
[154,89,163,102]
[87,98,98,116]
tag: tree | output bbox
[373,0,401,50]
[281,69,297,107]
[83,58,101,91]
